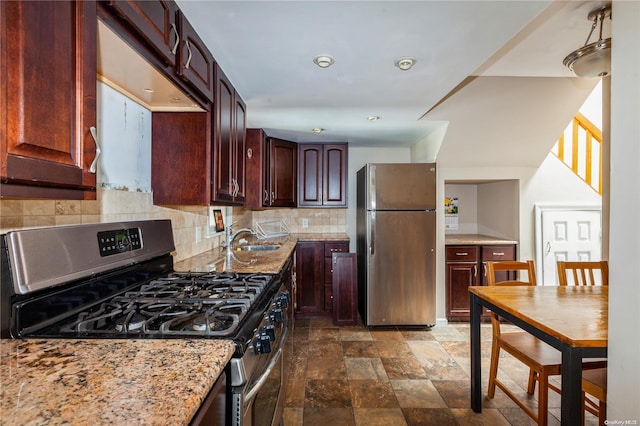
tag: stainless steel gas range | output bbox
[0,220,290,426]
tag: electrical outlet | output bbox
[301,218,309,229]
[195,226,202,243]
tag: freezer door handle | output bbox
[369,165,376,210]
[370,210,375,255]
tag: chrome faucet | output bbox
[223,225,256,250]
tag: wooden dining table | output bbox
[469,285,608,425]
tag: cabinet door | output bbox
[445,246,479,321]
[323,143,347,207]
[233,95,246,203]
[105,0,178,67]
[268,138,297,207]
[295,242,324,314]
[332,253,358,326]
[176,11,213,102]
[1,1,97,199]
[446,261,479,320]
[152,112,209,205]
[298,144,323,207]
[213,66,234,203]
[245,128,266,208]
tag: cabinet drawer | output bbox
[445,246,479,261]
[325,242,349,257]
[481,245,516,261]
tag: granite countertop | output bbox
[174,232,350,273]
[1,232,350,425]
[0,338,235,426]
[445,234,518,245]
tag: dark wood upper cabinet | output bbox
[268,138,297,207]
[100,0,213,104]
[1,0,97,200]
[298,145,323,206]
[245,131,297,208]
[176,11,214,102]
[151,112,210,205]
[233,96,247,202]
[213,65,245,204]
[298,143,347,207]
[105,0,178,67]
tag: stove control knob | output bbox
[276,292,289,309]
[270,309,283,323]
[255,333,271,354]
[263,325,276,341]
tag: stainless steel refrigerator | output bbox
[356,163,436,326]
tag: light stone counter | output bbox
[445,234,518,245]
[0,338,235,426]
[174,233,349,274]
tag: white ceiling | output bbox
[173,0,609,151]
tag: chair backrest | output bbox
[486,260,537,287]
[557,260,608,286]
[486,260,537,336]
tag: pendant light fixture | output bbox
[563,4,612,78]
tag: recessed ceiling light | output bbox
[367,116,380,122]
[394,56,417,71]
[143,88,155,93]
[311,127,324,133]
[313,55,335,68]
[169,97,182,103]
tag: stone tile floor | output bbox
[282,317,600,425]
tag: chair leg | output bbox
[538,371,549,426]
[527,369,537,395]
[582,391,587,426]
[598,401,607,426]
[488,341,500,398]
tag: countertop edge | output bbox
[445,234,518,245]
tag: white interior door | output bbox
[537,207,602,285]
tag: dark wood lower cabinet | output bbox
[295,240,351,321]
[295,242,325,314]
[331,253,358,326]
[445,243,516,322]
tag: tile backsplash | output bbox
[0,189,219,262]
[0,189,347,262]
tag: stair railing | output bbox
[553,112,603,195]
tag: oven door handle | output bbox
[243,314,288,405]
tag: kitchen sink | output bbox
[238,244,281,251]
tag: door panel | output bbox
[541,209,602,285]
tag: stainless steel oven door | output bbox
[231,294,288,426]
[246,343,284,426]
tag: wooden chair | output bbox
[486,260,563,425]
[557,260,609,286]
[557,261,608,425]
[582,368,607,426]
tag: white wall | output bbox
[443,184,479,234]
[608,1,640,419]
[97,82,152,192]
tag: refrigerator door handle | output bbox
[370,164,376,210]
[370,211,375,255]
